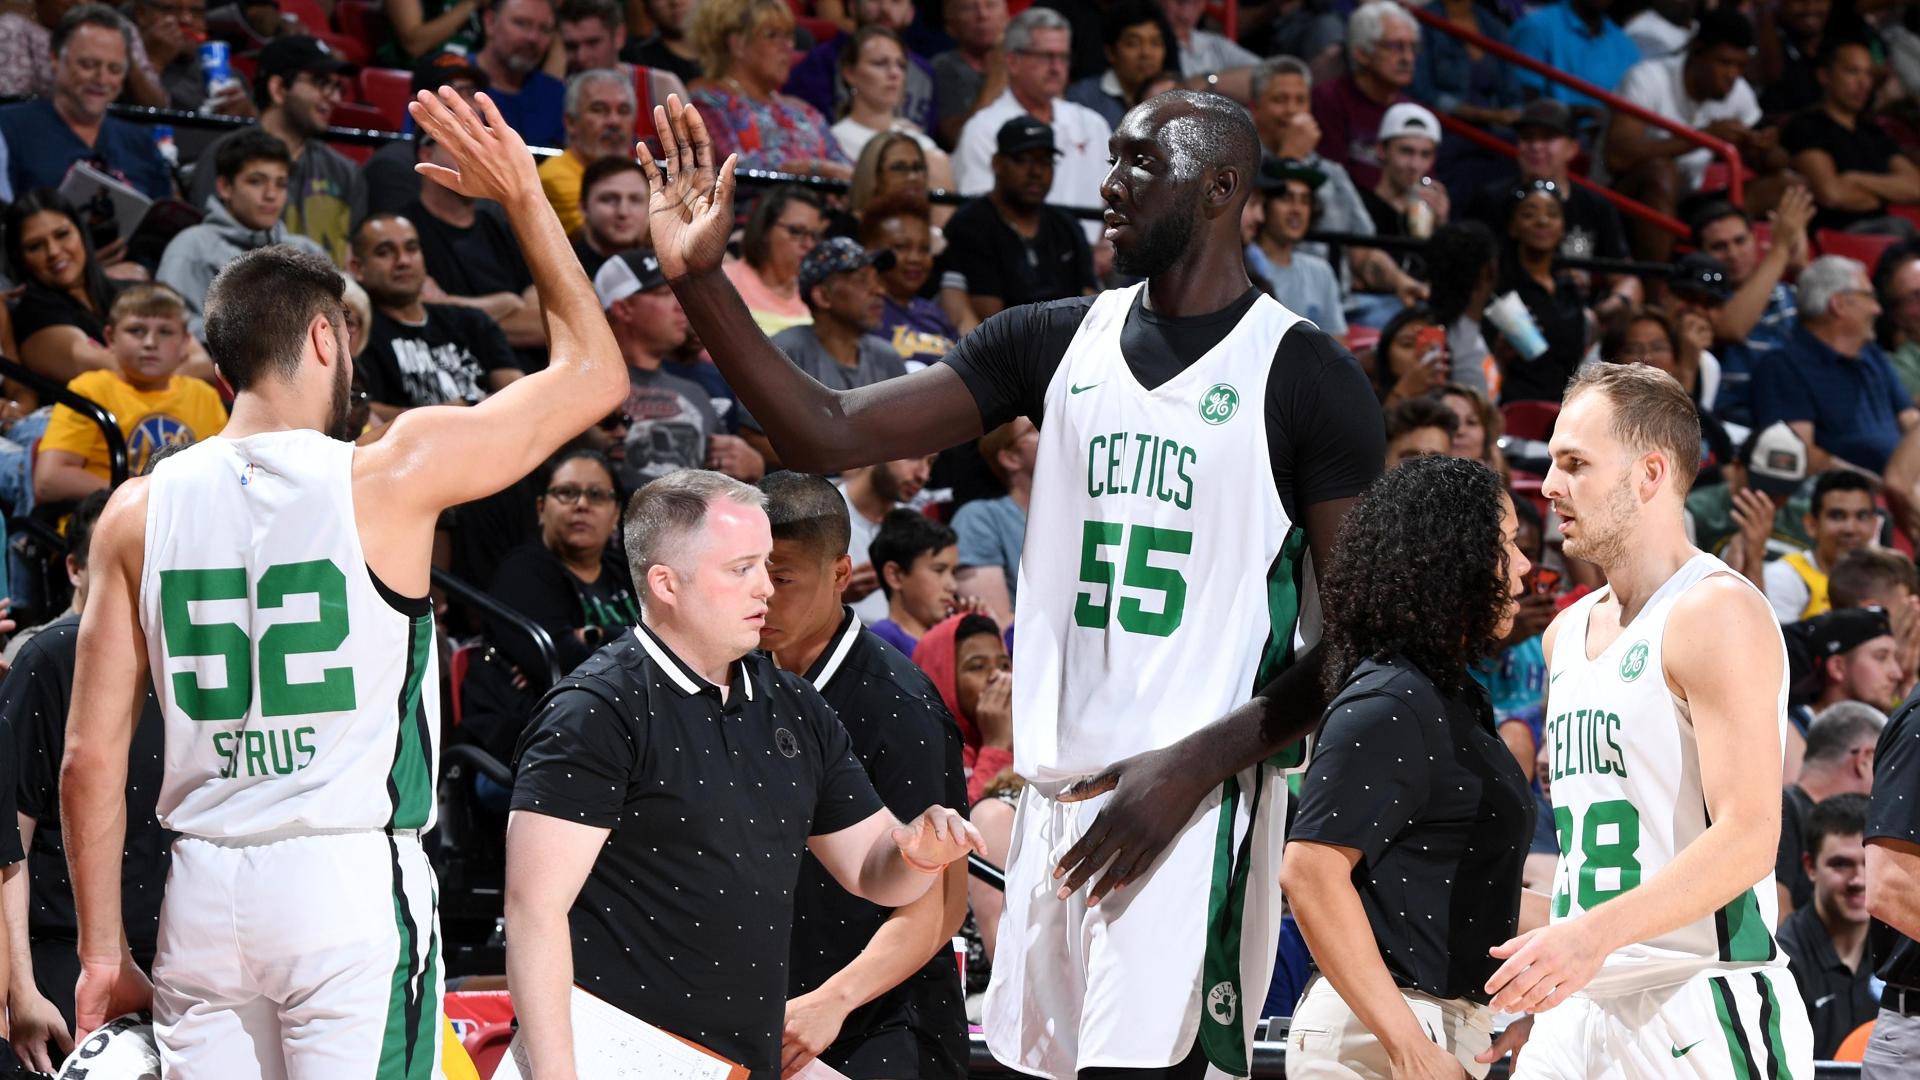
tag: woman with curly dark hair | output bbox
[1279,455,1546,1078]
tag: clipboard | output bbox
[489,986,748,1080]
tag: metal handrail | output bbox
[430,566,564,689]
[0,355,129,487]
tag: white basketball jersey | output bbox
[139,431,439,838]
[1545,552,1788,994]
[1013,284,1311,782]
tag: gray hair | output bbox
[1004,5,1069,54]
[564,67,635,119]
[624,469,769,601]
[1805,700,1888,764]
[1798,254,1867,322]
[1347,0,1417,66]
[1251,56,1311,99]
[54,3,134,59]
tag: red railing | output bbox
[1432,111,1692,238]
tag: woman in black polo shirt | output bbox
[1280,455,1543,1078]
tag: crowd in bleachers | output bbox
[1,0,1919,1070]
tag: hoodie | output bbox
[912,613,1013,803]
[156,199,326,339]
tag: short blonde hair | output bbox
[108,282,188,326]
[690,0,792,80]
[1564,362,1702,492]
[338,276,372,358]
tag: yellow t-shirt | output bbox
[41,369,228,480]
[539,150,589,237]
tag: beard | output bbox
[362,279,420,310]
[325,337,355,441]
[1560,470,1638,569]
[1113,199,1200,279]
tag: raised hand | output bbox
[409,88,542,208]
[892,805,986,872]
[1771,185,1815,261]
[638,95,740,282]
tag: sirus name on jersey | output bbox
[210,725,319,778]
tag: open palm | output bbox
[639,95,739,282]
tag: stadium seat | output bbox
[445,991,517,1076]
[360,66,414,130]
[449,643,476,728]
[1500,400,1560,443]
[277,0,328,36]
[1699,159,1755,196]
[796,14,840,46]
[1893,204,1920,231]
[1347,325,1380,357]
[1816,229,1900,269]
[315,30,370,66]
[329,101,390,132]
[335,0,387,43]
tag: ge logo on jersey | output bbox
[1199,383,1240,425]
[1620,640,1650,682]
[1206,980,1237,1025]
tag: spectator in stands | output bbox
[1369,305,1449,409]
[1247,156,1348,342]
[689,0,850,179]
[952,419,1032,627]
[1879,246,1920,399]
[488,447,640,678]
[1691,193,1814,425]
[187,36,367,266]
[158,131,324,340]
[1780,703,1884,914]
[1786,38,1920,236]
[1754,0,1841,119]
[1665,252,1731,412]
[1065,0,1176,129]
[1687,421,1812,577]
[1606,10,1781,265]
[1411,0,1523,135]
[1624,0,1695,59]
[953,7,1110,240]
[0,493,169,1069]
[861,192,965,363]
[939,117,1095,323]
[0,0,168,105]
[1754,255,1918,478]
[1425,221,1502,399]
[788,0,935,139]
[6,190,131,384]
[1507,0,1640,117]
[1312,1,1416,192]
[32,284,225,505]
[1598,308,1733,466]
[1765,470,1879,622]
[1360,103,1448,286]
[598,250,766,485]
[727,185,825,336]
[754,473,970,1080]
[912,612,1012,804]
[628,0,701,85]
[1834,547,1920,613]
[1807,606,1903,713]
[131,0,251,114]
[931,0,1010,148]
[381,0,481,65]
[1439,383,1507,480]
[1496,181,1590,403]
[571,156,650,277]
[365,51,488,215]
[473,0,566,147]
[849,130,948,232]
[1383,396,1457,467]
[555,0,688,140]
[538,69,638,236]
[839,457,934,623]
[1865,668,1920,1071]
[1158,0,1252,85]
[772,237,908,392]
[348,213,524,418]
[407,128,549,350]
[829,26,955,197]
[867,509,960,657]
[1779,792,1877,1060]
[0,6,170,200]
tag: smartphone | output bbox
[1526,566,1563,597]
[1414,324,1446,362]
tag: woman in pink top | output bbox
[687,0,852,180]
[723,185,825,335]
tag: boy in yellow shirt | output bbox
[33,284,228,505]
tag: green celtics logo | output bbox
[1620,640,1650,682]
[1200,383,1240,425]
[1206,980,1238,1025]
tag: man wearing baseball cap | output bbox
[596,250,764,486]
[1803,607,1904,712]
[1687,420,1814,580]
[1248,155,1348,341]
[940,116,1096,323]
[1359,103,1445,282]
[364,50,492,214]
[186,35,366,263]
[772,238,908,394]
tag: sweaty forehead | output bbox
[1117,104,1204,176]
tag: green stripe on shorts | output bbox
[1711,976,1759,1080]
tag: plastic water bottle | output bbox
[154,124,179,168]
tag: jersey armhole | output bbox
[368,565,432,617]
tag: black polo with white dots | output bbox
[510,621,884,1077]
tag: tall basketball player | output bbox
[640,94,1384,1078]
[61,88,628,1077]
[1486,364,1813,1079]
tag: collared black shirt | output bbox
[1777,783,1816,911]
[1777,904,1876,1059]
[1870,687,1920,988]
[787,609,969,1080]
[1290,655,1535,1003]
[510,622,884,1077]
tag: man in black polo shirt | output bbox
[1777,701,1884,915]
[1777,793,1876,1060]
[937,116,1097,326]
[505,469,982,1080]
[757,471,970,1079]
[1866,683,1920,1076]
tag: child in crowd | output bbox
[867,507,960,656]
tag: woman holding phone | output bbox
[1281,454,1546,1078]
[1370,305,1451,410]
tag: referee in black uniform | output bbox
[504,470,983,1080]
[1866,683,1920,1076]
[759,471,970,1079]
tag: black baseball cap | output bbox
[996,116,1060,157]
[1671,252,1733,303]
[1514,99,1573,138]
[412,49,490,95]
[1256,154,1326,193]
[258,35,355,84]
[797,237,896,295]
[595,249,669,308]
[1803,606,1894,658]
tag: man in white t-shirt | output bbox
[952,6,1111,243]
[1604,8,1784,263]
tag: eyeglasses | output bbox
[298,73,349,98]
[546,485,618,506]
[884,159,928,176]
[776,222,823,243]
[1015,49,1072,66]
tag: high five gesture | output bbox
[638,96,740,283]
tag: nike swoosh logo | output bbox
[1814,994,1837,1009]
[1672,1040,1704,1058]
[1070,382,1100,394]
[1549,669,1565,683]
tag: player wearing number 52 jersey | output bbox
[61,88,629,1079]
[1485,365,1812,1080]
[638,92,1383,1078]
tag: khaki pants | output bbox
[1284,974,1495,1079]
